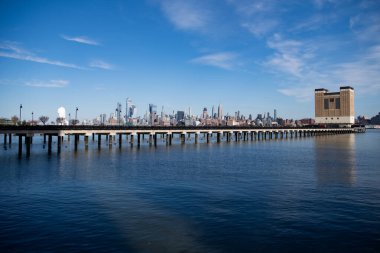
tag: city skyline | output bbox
[1,0,380,121]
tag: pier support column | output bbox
[181,133,186,144]
[26,136,31,157]
[217,132,221,143]
[206,133,210,143]
[109,135,113,149]
[18,135,22,158]
[154,134,157,147]
[43,134,46,144]
[3,134,7,145]
[92,133,95,141]
[74,134,79,151]
[48,135,52,155]
[119,134,122,149]
[98,134,101,149]
[130,134,134,146]
[169,134,172,145]
[67,134,70,142]
[226,133,230,142]
[195,133,199,144]
[137,133,141,146]
[9,134,12,145]
[85,135,89,150]
[57,136,62,154]
[149,134,153,146]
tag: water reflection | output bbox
[314,134,356,186]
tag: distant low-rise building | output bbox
[370,112,380,125]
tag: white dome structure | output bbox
[57,107,66,119]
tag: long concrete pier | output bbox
[0,125,365,158]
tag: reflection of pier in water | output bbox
[0,125,365,158]
[315,134,356,186]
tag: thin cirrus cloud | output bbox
[25,79,69,88]
[158,0,209,31]
[61,34,100,46]
[0,41,83,69]
[190,52,238,70]
[89,60,114,70]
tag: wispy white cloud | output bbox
[331,44,380,94]
[190,52,238,70]
[349,13,380,42]
[241,20,277,38]
[61,34,99,46]
[276,43,380,101]
[158,0,209,31]
[291,14,337,32]
[89,60,114,70]
[312,0,339,9]
[264,34,309,77]
[277,87,313,102]
[0,41,83,69]
[25,79,69,88]
[228,0,279,38]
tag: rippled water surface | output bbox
[1,130,379,252]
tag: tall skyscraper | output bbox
[176,111,185,121]
[116,102,122,124]
[274,109,277,120]
[211,105,215,119]
[149,104,157,125]
[217,104,223,119]
[202,107,208,119]
[126,98,133,119]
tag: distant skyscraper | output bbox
[176,111,185,121]
[116,102,122,124]
[274,109,277,120]
[126,98,133,119]
[217,104,223,119]
[202,107,208,119]
[211,105,215,119]
[149,104,157,114]
[149,104,157,125]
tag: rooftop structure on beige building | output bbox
[315,86,355,125]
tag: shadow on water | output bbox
[314,134,356,186]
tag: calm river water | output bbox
[0,130,379,252]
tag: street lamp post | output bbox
[75,107,78,125]
[19,104,22,124]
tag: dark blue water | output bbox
[0,131,379,252]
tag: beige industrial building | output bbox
[315,86,355,125]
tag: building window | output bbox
[324,99,329,109]
[336,98,340,109]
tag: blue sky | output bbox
[1,0,379,121]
